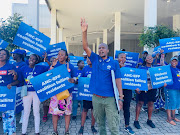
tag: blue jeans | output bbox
[72,100,83,116]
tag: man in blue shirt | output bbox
[81,18,123,135]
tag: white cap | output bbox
[83,51,87,56]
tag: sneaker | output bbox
[78,126,84,135]
[147,119,155,128]
[91,126,97,134]
[124,126,135,135]
[134,121,141,129]
[65,131,69,135]
[51,132,58,135]
[72,116,77,120]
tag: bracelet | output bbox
[52,65,55,67]
[118,98,124,102]
[119,94,124,98]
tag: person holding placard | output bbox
[118,53,135,135]
[11,49,27,123]
[21,54,49,135]
[72,60,84,120]
[0,49,21,135]
[49,49,77,135]
[153,50,167,113]
[78,57,97,135]
[134,55,157,129]
[81,18,123,135]
[164,57,180,125]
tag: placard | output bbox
[120,67,148,91]
[78,77,92,101]
[159,37,180,53]
[30,64,74,102]
[13,22,50,56]
[47,42,67,60]
[115,51,139,68]
[0,86,16,112]
[0,38,9,49]
[149,65,173,89]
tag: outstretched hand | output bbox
[52,58,58,67]
[81,18,88,32]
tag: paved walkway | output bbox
[1,101,180,135]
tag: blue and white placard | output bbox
[149,65,173,89]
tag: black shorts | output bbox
[138,89,157,102]
[83,100,93,111]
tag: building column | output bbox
[28,0,39,30]
[64,37,69,51]
[103,29,108,44]
[96,38,100,54]
[173,15,180,56]
[144,0,157,54]
[114,12,121,56]
[92,43,96,52]
[51,8,57,44]
[59,28,63,43]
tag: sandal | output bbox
[43,115,47,122]
[167,120,176,125]
[91,126,97,134]
[173,118,180,122]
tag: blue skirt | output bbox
[164,88,180,110]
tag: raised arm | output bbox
[81,18,91,57]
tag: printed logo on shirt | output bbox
[16,66,19,68]
[0,71,7,75]
[107,65,111,70]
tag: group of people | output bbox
[0,18,180,135]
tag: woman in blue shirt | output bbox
[49,49,76,135]
[0,49,20,135]
[21,54,49,135]
[72,60,84,120]
[164,57,180,125]
[118,53,135,135]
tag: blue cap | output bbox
[142,51,148,54]
[11,49,25,55]
[170,57,178,61]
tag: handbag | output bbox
[21,67,35,98]
[56,63,70,100]
[56,89,70,100]
[21,85,28,98]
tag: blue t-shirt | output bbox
[89,52,121,97]
[166,66,180,90]
[13,61,26,69]
[54,62,77,93]
[0,63,18,86]
[13,61,27,87]
[82,66,92,78]
[77,69,83,78]
[21,65,49,91]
